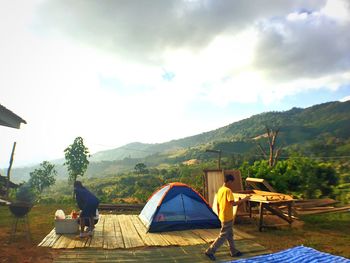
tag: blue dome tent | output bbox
[139,182,221,232]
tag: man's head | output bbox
[224,174,235,187]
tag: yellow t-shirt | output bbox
[217,185,235,222]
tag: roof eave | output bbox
[0,104,27,129]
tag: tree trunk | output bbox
[257,127,281,167]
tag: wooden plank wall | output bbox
[205,169,246,218]
[205,170,224,207]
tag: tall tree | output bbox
[64,137,90,183]
[257,126,282,167]
[134,163,148,175]
[29,161,57,194]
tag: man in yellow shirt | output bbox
[205,174,250,261]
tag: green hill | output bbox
[6,100,350,182]
[89,100,350,160]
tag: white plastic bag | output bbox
[55,209,65,220]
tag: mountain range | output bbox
[5,100,350,183]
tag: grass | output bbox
[0,203,76,263]
[302,212,350,230]
[0,203,76,243]
[237,212,350,258]
[0,204,349,261]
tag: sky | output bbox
[1,0,350,168]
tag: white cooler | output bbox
[55,218,79,234]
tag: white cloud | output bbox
[320,0,350,23]
[1,0,350,168]
[340,96,350,102]
[254,9,350,81]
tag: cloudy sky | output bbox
[1,0,350,168]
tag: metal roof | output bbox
[0,104,27,129]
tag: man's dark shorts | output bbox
[81,203,98,218]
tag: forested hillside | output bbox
[5,100,350,183]
[89,100,350,163]
[4,100,348,205]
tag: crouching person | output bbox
[74,181,100,238]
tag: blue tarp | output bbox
[229,246,350,263]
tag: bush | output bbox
[240,158,338,199]
[15,183,37,204]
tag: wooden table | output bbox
[248,199,294,231]
[233,190,294,231]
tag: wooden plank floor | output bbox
[38,214,255,249]
[54,240,270,262]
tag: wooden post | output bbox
[202,173,207,201]
[288,202,292,227]
[6,142,16,199]
[249,201,252,218]
[259,202,264,232]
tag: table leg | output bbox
[249,201,252,218]
[259,202,264,232]
[288,203,292,227]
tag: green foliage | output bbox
[134,163,148,174]
[64,136,90,183]
[240,157,338,199]
[39,195,75,205]
[26,101,350,204]
[88,174,164,203]
[40,162,208,203]
[15,183,37,204]
[81,101,350,164]
[333,161,350,204]
[29,161,57,195]
[7,101,350,185]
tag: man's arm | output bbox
[229,195,250,206]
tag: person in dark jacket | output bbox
[74,181,100,237]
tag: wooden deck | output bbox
[38,214,255,249]
[54,241,270,262]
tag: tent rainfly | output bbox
[139,182,220,232]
